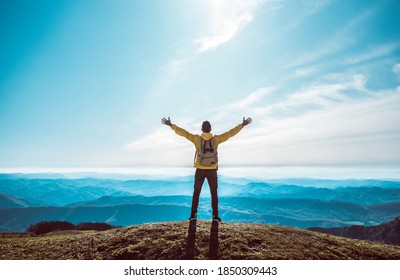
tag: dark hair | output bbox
[202,121,211,133]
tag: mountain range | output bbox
[1,174,400,232]
[1,175,400,206]
[309,216,400,245]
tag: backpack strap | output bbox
[202,138,207,153]
[209,137,214,151]
[195,138,205,166]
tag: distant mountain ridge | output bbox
[0,193,30,208]
[1,174,400,233]
[308,216,400,245]
[1,176,400,206]
[1,196,400,232]
[0,204,190,232]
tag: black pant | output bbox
[191,168,219,217]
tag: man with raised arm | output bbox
[161,117,252,222]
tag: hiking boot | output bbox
[212,215,221,222]
[188,214,197,221]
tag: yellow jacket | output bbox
[171,123,244,169]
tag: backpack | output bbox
[196,137,218,166]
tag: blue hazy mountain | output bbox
[1,174,400,232]
[0,193,47,208]
[1,175,400,206]
[308,216,400,245]
[0,204,190,232]
[67,195,400,225]
[1,196,400,232]
[7,177,206,205]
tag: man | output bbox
[161,117,252,222]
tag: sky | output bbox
[1,0,400,177]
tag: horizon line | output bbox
[0,165,399,180]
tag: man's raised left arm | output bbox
[216,117,252,144]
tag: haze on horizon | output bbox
[1,0,399,174]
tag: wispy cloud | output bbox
[148,57,193,99]
[293,67,317,77]
[126,67,400,167]
[145,1,265,100]
[201,74,370,124]
[289,43,399,81]
[123,1,400,168]
[205,87,276,122]
[221,85,400,166]
[286,3,378,69]
[283,74,370,108]
[125,127,194,166]
[280,0,332,31]
[393,63,400,80]
[344,42,399,65]
[194,0,264,52]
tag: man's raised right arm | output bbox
[161,117,197,144]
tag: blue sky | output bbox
[1,0,399,175]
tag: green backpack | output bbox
[197,137,218,166]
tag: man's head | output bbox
[201,121,212,133]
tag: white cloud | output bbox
[194,0,264,52]
[125,69,400,167]
[214,74,369,121]
[293,67,316,77]
[344,42,399,65]
[184,87,277,129]
[150,57,192,98]
[125,127,195,166]
[218,87,275,114]
[220,77,400,166]
[286,4,377,69]
[280,0,332,31]
[393,63,400,79]
[195,13,252,53]
[287,74,369,105]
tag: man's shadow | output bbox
[185,220,219,260]
[209,221,219,260]
[185,220,197,259]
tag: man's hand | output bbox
[162,117,172,126]
[242,117,252,126]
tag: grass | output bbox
[1,221,400,260]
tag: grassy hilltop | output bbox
[1,221,400,260]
